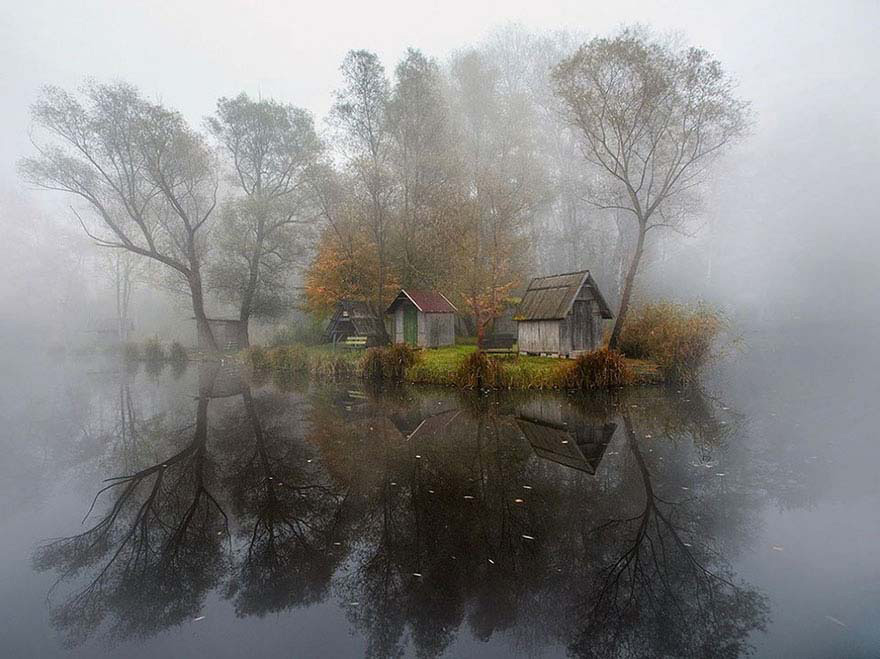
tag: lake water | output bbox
[1,326,878,658]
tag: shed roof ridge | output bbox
[399,288,424,312]
[529,268,590,281]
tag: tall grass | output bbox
[244,344,360,379]
[555,348,630,389]
[618,302,724,382]
[268,345,309,372]
[453,350,502,389]
[245,345,271,370]
[361,344,419,381]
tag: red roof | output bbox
[387,289,457,314]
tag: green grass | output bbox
[407,344,659,389]
[244,344,362,379]
[242,342,662,389]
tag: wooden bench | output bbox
[342,335,368,349]
[482,334,517,354]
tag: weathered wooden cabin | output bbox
[515,270,613,357]
[196,318,248,352]
[323,300,385,346]
[386,289,457,348]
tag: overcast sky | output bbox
[2,0,878,325]
[2,0,877,179]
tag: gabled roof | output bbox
[386,289,457,314]
[515,270,613,321]
[325,300,384,337]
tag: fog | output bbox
[1,0,878,350]
[2,5,880,657]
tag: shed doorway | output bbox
[572,300,590,351]
[403,305,418,345]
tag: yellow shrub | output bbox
[556,348,630,389]
[360,344,420,381]
[619,302,723,382]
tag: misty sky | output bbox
[2,0,879,326]
[2,0,876,177]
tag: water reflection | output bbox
[35,364,769,656]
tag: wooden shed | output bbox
[323,300,385,346]
[196,318,248,352]
[515,270,613,357]
[386,289,457,348]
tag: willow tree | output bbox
[20,82,221,350]
[207,94,323,345]
[553,29,749,347]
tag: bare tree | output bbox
[93,249,142,342]
[207,94,323,344]
[553,28,750,347]
[20,82,221,351]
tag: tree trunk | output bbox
[238,221,265,348]
[190,274,218,352]
[476,308,485,351]
[608,224,646,350]
[238,286,252,350]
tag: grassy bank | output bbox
[243,343,662,390]
[244,344,362,379]
[241,301,723,389]
[407,345,660,388]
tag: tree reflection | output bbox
[220,387,349,616]
[33,389,227,646]
[36,372,769,656]
[568,411,767,658]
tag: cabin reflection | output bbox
[198,360,248,398]
[516,397,616,474]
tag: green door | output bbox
[403,305,418,345]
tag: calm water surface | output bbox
[1,327,877,658]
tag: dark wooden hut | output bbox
[515,270,613,357]
[386,289,457,348]
[196,318,248,352]
[323,300,385,346]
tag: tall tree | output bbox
[330,50,394,332]
[386,48,458,289]
[207,94,323,344]
[20,82,221,350]
[553,28,749,347]
[448,50,544,346]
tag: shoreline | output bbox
[241,343,665,390]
